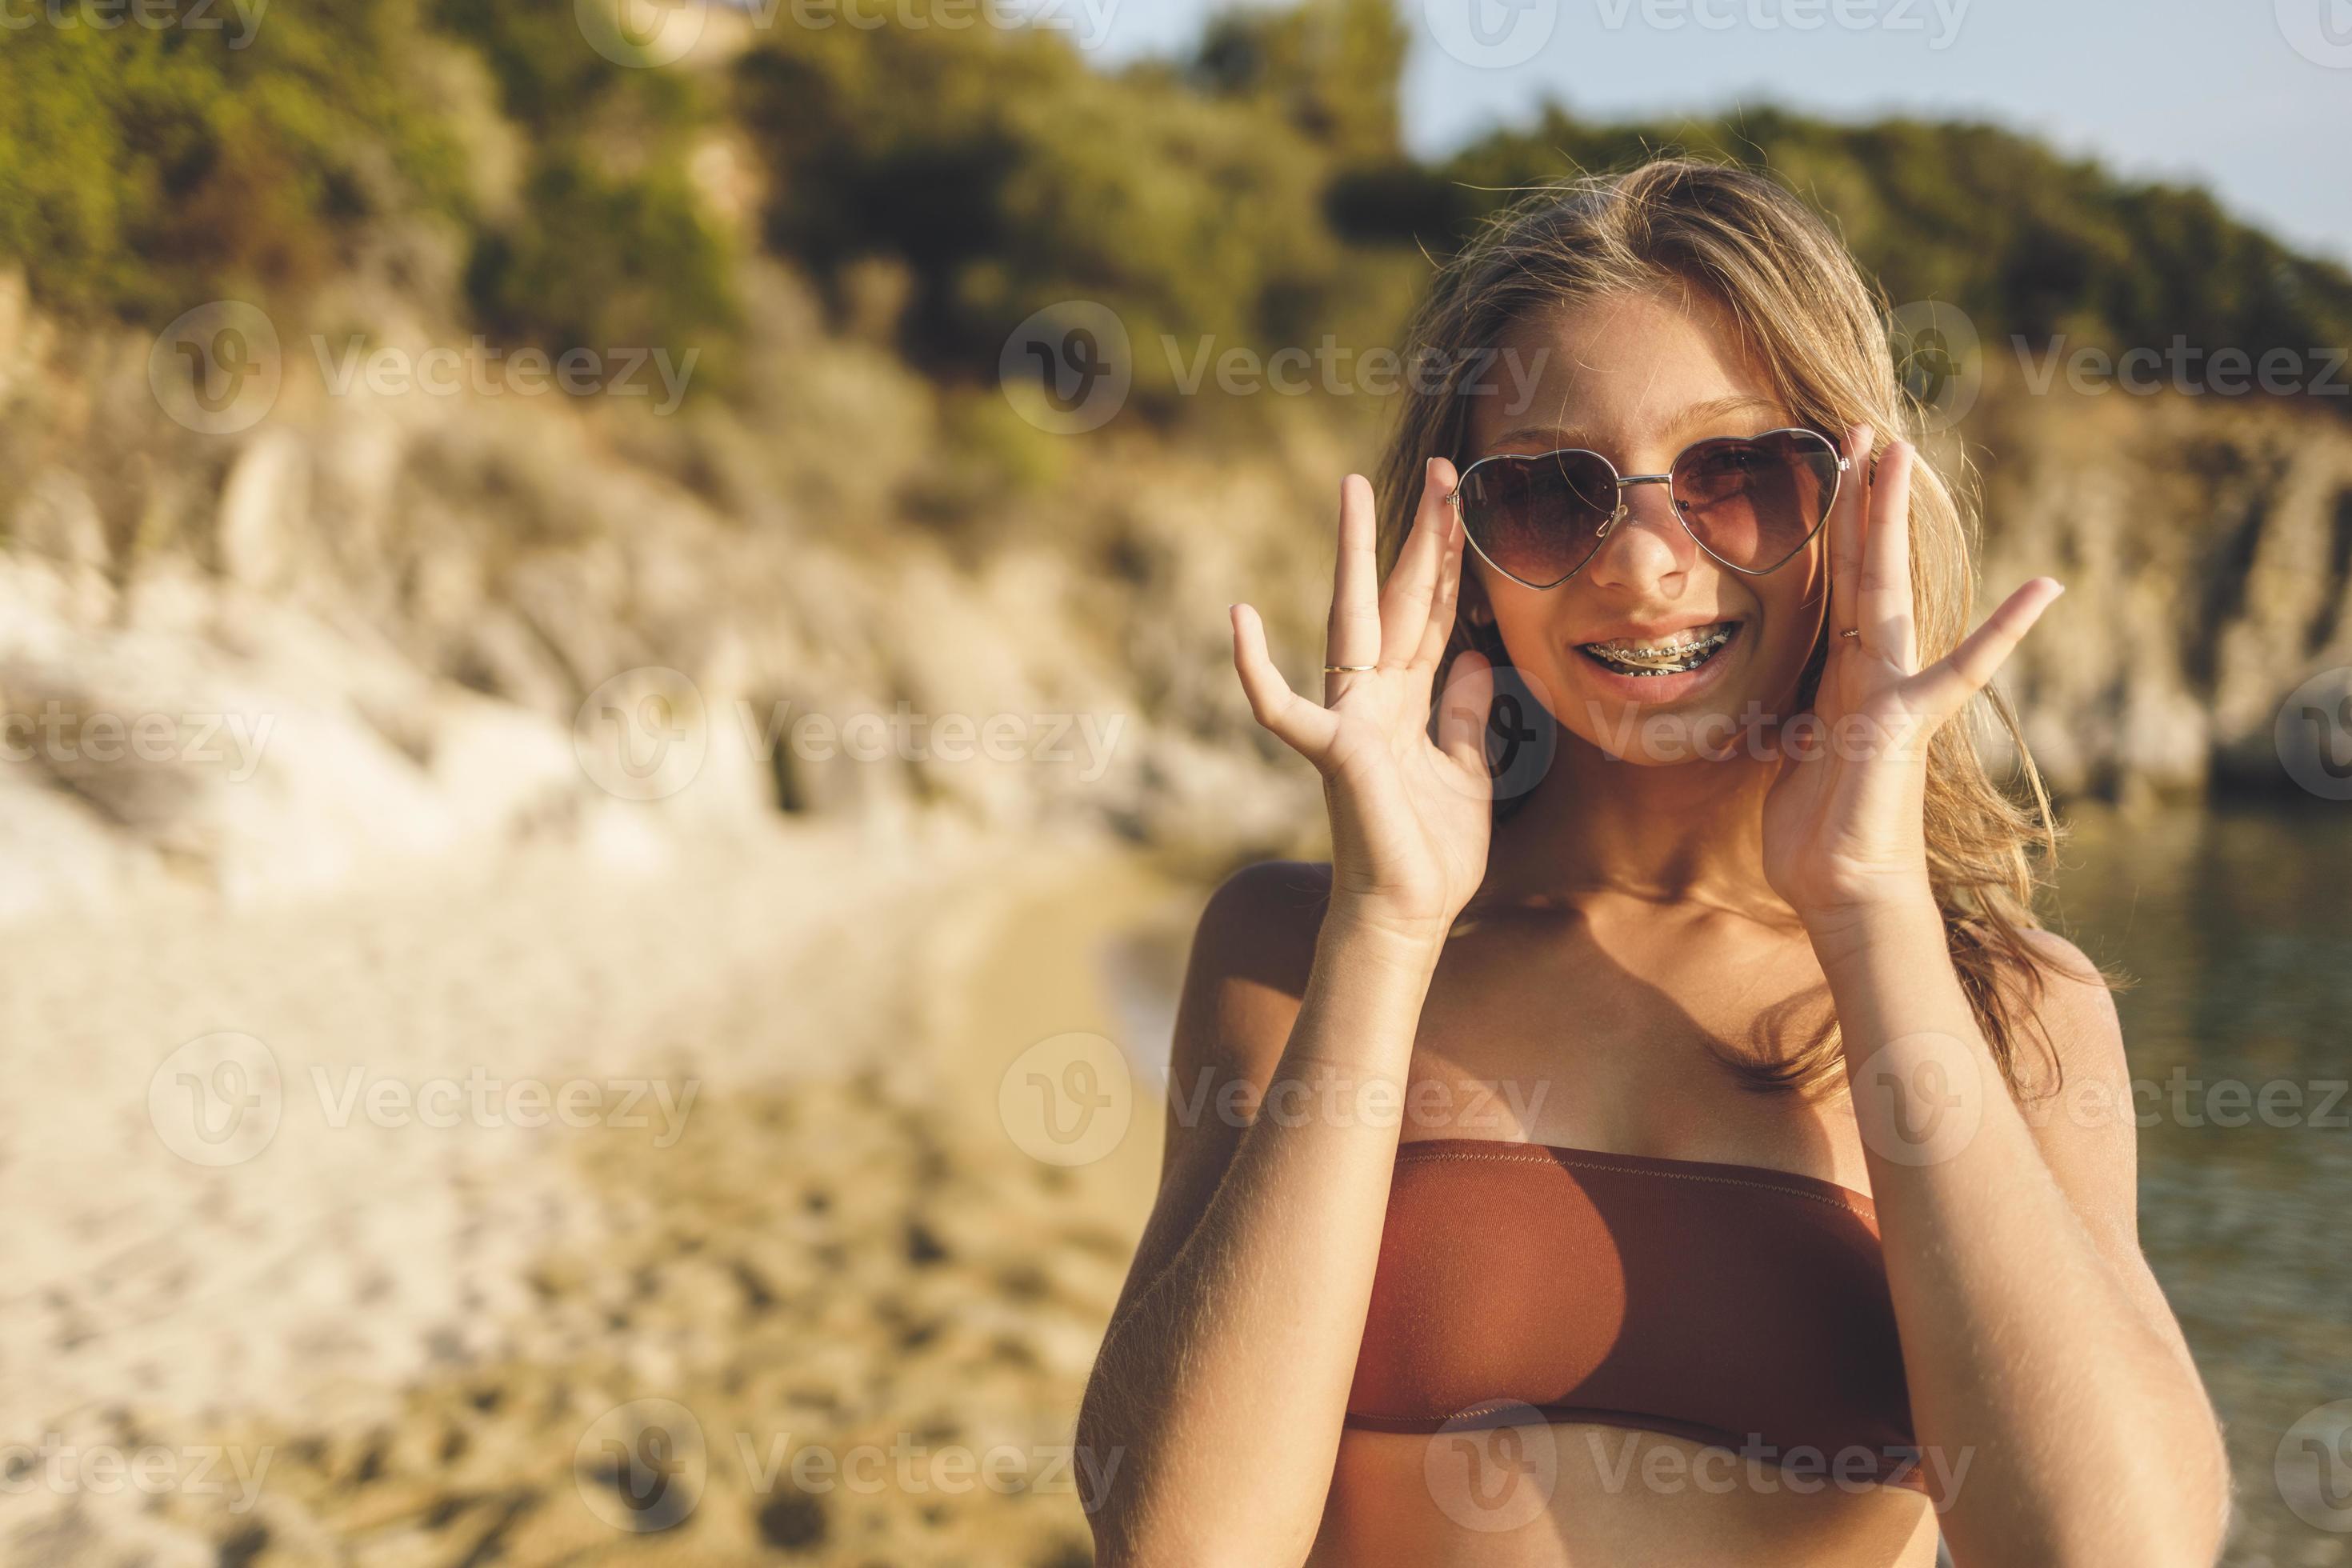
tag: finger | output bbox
[1906,578,2065,718]
[1326,475,1382,691]
[1858,438,1917,670]
[1826,423,1874,640]
[1381,458,1455,670]
[1235,603,1340,759]
[1434,647,1494,780]
[1410,459,1466,676]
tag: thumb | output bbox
[1434,650,1494,777]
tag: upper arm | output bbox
[1103,860,1329,1326]
[2011,931,2189,1354]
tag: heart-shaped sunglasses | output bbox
[1448,427,1848,589]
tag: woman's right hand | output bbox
[1231,458,1497,948]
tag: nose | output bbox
[1583,478,1697,593]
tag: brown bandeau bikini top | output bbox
[1346,1138,1923,1490]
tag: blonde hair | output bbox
[1376,158,2076,1097]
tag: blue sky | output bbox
[1085,0,2352,265]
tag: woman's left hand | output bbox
[1761,424,2065,926]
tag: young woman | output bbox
[1077,161,2228,1566]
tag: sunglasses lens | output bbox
[1458,450,1619,586]
[1670,429,1841,572]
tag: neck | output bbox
[1480,732,1791,921]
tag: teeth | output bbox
[1582,622,1735,673]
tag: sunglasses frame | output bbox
[1446,426,1850,590]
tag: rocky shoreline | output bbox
[0,822,1183,1566]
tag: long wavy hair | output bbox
[1376,158,2081,1098]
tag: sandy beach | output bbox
[0,818,1187,1566]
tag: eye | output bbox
[1680,442,1768,500]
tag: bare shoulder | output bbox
[1098,862,1333,1316]
[2007,926,2138,1240]
[2014,927,2127,1086]
[1173,860,1333,1090]
[1187,860,1334,999]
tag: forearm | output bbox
[1808,896,2226,1565]
[1080,912,1441,1566]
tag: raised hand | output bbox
[1231,460,1497,946]
[1762,425,2065,922]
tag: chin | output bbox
[1552,619,1766,766]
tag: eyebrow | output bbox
[1484,394,1785,454]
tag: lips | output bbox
[1578,620,1740,676]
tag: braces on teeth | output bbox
[1583,624,1735,673]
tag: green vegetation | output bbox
[4,0,2347,418]
[0,0,470,318]
[1369,105,2352,368]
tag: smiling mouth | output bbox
[1577,620,1741,677]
